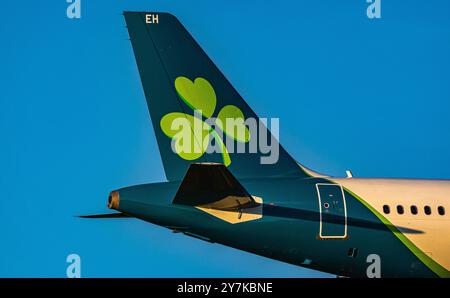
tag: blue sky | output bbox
[1,0,449,277]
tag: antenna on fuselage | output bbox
[345,170,353,178]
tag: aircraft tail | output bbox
[124,12,307,181]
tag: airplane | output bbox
[82,11,450,278]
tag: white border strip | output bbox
[316,183,348,239]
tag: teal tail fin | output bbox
[124,12,307,181]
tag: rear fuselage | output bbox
[112,176,450,277]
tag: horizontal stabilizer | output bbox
[173,163,258,211]
[76,212,132,218]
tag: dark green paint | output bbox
[125,12,305,181]
[116,177,437,277]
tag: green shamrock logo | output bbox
[160,76,250,166]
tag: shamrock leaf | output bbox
[160,112,211,161]
[216,105,251,142]
[162,76,251,167]
[174,77,216,118]
[210,129,231,167]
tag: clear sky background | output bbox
[1,0,449,277]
